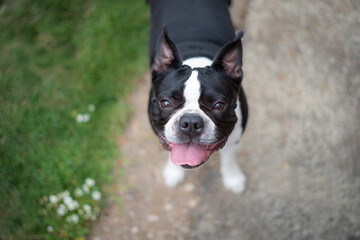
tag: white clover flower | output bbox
[91,191,101,201]
[58,190,70,199]
[85,178,95,187]
[63,196,73,207]
[47,225,54,233]
[76,113,91,123]
[76,114,84,123]
[70,214,79,224]
[74,188,83,197]
[49,195,58,204]
[67,204,75,211]
[82,113,91,122]
[82,184,90,193]
[66,199,79,211]
[90,214,97,221]
[88,104,96,112]
[83,204,91,213]
[57,206,66,216]
[73,200,79,209]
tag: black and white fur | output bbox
[148,0,248,193]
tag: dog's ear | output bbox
[212,31,244,81]
[151,25,182,73]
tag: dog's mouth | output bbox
[159,136,227,168]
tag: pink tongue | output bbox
[170,143,207,166]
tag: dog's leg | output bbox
[219,100,246,194]
[163,154,185,187]
[219,143,246,193]
[219,99,246,193]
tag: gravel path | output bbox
[89,0,360,239]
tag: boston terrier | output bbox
[147,0,248,193]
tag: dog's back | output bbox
[149,0,235,61]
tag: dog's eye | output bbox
[160,100,172,109]
[214,102,225,111]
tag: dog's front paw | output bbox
[222,171,246,194]
[162,160,185,187]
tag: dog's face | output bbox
[148,27,244,168]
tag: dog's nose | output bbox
[179,114,204,137]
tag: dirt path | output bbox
[89,73,202,240]
[89,0,360,239]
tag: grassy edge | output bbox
[0,0,149,238]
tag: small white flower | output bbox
[83,113,91,122]
[74,188,83,197]
[67,204,75,211]
[70,214,79,224]
[73,200,79,209]
[83,204,91,213]
[88,104,96,112]
[47,225,54,233]
[76,114,84,123]
[85,178,95,187]
[91,191,101,201]
[76,113,91,123]
[66,199,79,211]
[49,195,58,204]
[63,196,73,207]
[82,184,90,193]
[58,190,70,199]
[57,206,66,216]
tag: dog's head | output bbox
[148,27,244,168]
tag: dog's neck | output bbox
[183,57,212,69]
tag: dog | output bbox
[147,0,248,193]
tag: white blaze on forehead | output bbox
[183,70,201,109]
[182,57,212,110]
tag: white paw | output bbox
[162,160,185,187]
[222,171,246,194]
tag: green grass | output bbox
[0,0,149,238]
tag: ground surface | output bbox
[89,0,360,239]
